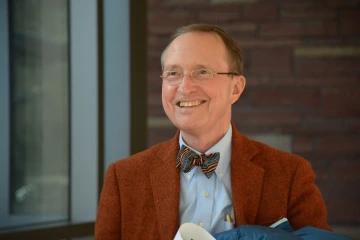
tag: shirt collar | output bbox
[178,124,232,180]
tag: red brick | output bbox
[293,136,314,153]
[340,21,360,36]
[312,153,360,163]
[298,39,343,45]
[327,0,360,8]
[147,36,169,50]
[164,0,207,4]
[148,105,167,118]
[260,23,298,37]
[340,9,360,21]
[261,0,320,3]
[147,127,177,147]
[319,182,360,224]
[194,3,242,11]
[249,89,320,108]
[233,89,251,107]
[147,71,163,92]
[316,136,360,154]
[339,9,360,35]
[323,88,360,117]
[238,39,302,48]
[148,26,175,35]
[148,11,196,31]
[199,10,241,23]
[250,48,292,74]
[233,125,266,134]
[244,75,272,86]
[280,2,326,9]
[232,109,301,127]
[340,21,360,35]
[325,196,360,224]
[281,117,348,135]
[347,119,360,134]
[311,160,331,182]
[281,8,337,20]
[148,0,163,6]
[295,59,360,76]
[260,22,337,37]
[147,51,162,71]
[334,162,360,181]
[317,182,360,195]
[221,23,257,36]
[148,92,162,106]
[274,76,360,87]
[243,3,278,21]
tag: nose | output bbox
[177,73,197,95]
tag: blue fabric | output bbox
[295,227,352,240]
[214,225,301,240]
[214,220,352,240]
[179,125,234,234]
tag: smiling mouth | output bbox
[177,100,206,108]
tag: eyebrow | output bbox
[164,64,211,71]
[163,64,180,71]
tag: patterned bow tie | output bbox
[176,145,220,179]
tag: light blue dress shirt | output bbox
[179,124,234,235]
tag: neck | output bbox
[181,124,230,153]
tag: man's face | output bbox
[161,32,244,137]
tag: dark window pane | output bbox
[8,0,69,227]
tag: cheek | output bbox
[208,86,230,103]
[162,86,175,108]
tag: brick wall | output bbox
[146,0,360,231]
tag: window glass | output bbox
[5,0,69,228]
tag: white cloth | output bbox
[174,222,215,240]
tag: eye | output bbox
[164,71,181,79]
[199,69,210,75]
[168,71,178,76]
[195,69,213,79]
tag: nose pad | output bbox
[177,73,196,95]
[181,73,192,82]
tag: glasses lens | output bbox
[162,71,181,85]
[192,69,213,80]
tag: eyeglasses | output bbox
[160,69,238,86]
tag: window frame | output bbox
[0,0,10,229]
[0,0,147,238]
[0,0,99,229]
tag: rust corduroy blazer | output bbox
[95,124,331,240]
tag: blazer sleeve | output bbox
[287,159,332,231]
[95,163,122,240]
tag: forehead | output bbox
[164,32,229,69]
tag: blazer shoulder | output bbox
[111,135,179,173]
[247,137,310,172]
[231,125,306,168]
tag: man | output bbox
[95,23,331,240]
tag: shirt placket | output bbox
[192,167,215,232]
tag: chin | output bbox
[175,121,201,133]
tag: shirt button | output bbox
[204,191,209,197]
[187,174,191,179]
[218,172,223,178]
[199,222,205,228]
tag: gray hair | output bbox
[160,23,244,75]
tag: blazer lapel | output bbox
[150,133,181,239]
[149,126,265,236]
[230,125,265,226]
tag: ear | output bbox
[230,75,246,104]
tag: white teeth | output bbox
[179,101,203,107]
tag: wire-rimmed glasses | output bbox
[160,69,238,86]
